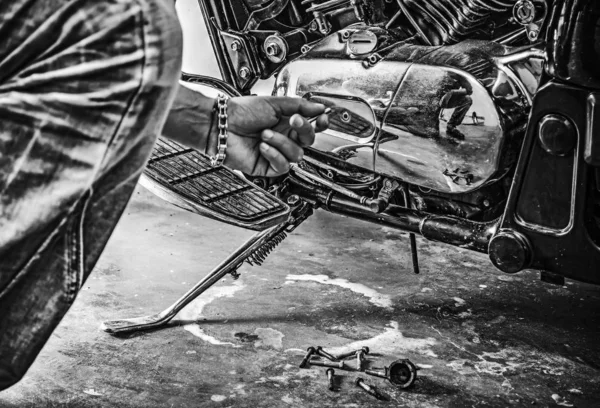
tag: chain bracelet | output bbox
[210,93,229,167]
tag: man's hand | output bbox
[223,96,329,177]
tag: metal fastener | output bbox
[287,195,301,206]
[265,43,280,56]
[239,67,251,79]
[299,346,316,368]
[336,346,369,360]
[326,368,335,391]
[364,368,388,380]
[355,378,385,400]
[230,41,241,51]
[356,349,366,371]
[316,346,337,361]
[309,359,347,369]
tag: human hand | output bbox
[221,96,329,177]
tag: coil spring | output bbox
[245,231,288,266]
[398,0,518,45]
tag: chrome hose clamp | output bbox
[210,93,229,167]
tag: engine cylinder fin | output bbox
[398,0,519,45]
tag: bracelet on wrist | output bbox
[209,93,229,167]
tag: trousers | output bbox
[0,0,182,390]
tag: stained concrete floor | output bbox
[1,185,600,408]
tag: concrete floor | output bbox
[1,186,599,408]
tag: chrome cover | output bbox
[274,29,543,193]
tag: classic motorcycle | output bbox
[102,0,600,334]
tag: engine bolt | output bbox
[364,368,388,380]
[316,346,338,361]
[356,349,366,371]
[239,67,251,79]
[265,43,280,56]
[287,195,301,206]
[230,41,241,51]
[299,346,316,368]
[309,359,347,369]
[326,368,335,391]
[336,346,370,360]
[355,378,385,400]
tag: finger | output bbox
[259,142,291,177]
[289,114,316,147]
[267,97,326,118]
[262,129,304,162]
[312,113,329,133]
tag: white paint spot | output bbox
[479,285,487,289]
[286,274,392,309]
[178,281,245,347]
[254,328,284,350]
[421,287,433,293]
[281,395,302,405]
[284,348,305,354]
[497,275,515,282]
[458,309,473,319]
[268,375,290,383]
[83,389,102,397]
[552,394,573,407]
[234,384,247,396]
[211,395,227,402]
[453,297,466,307]
[446,360,475,375]
[568,389,583,395]
[327,321,437,357]
[417,364,433,369]
[501,379,513,390]
[185,350,197,354]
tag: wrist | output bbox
[204,97,219,155]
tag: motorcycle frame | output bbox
[192,0,600,285]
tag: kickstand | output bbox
[101,202,314,334]
[409,233,420,275]
[401,186,420,275]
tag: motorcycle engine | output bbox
[213,0,547,195]
[274,28,543,193]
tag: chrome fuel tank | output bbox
[274,30,543,194]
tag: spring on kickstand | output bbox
[245,231,288,266]
[397,0,518,45]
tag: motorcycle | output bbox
[102,0,600,334]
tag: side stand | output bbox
[101,202,313,334]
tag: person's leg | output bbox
[448,96,473,127]
[0,0,182,390]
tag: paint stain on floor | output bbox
[327,321,438,357]
[285,274,393,309]
[177,281,245,346]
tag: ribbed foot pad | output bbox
[141,138,290,230]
